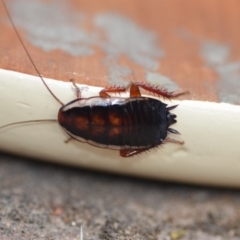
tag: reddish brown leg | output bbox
[100,86,126,97]
[120,147,152,157]
[132,82,188,99]
[70,79,81,99]
[163,137,184,145]
[100,82,187,99]
[129,83,141,97]
[100,83,142,98]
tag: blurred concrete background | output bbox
[0,153,239,240]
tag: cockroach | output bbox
[1,0,187,157]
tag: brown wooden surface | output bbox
[1,0,240,102]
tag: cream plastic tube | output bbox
[0,69,240,187]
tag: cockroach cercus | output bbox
[1,0,187,157]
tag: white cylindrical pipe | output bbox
[1,69,240,187]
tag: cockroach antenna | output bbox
[0,120,58,131]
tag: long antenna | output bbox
[0,119,58,130]
[2,0,64,106]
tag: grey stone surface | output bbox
[0,153,239,240]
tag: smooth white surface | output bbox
[0,69,240,187]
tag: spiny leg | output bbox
[99,86,126,97]
[130,82,187,99]
[120,147,154,157]
[70,79,81,99]
[99,83,142,98]
[100,82,187,99]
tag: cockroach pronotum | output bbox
[1,0,187,157]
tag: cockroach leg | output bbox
[130,83,187,99]
[70,79,81,99]
[128,83,141,97]
[120,147,152,157]
[99,83,141,98]
[99,86,126,98]
[100,82,187,99]
[163,137,184,145]
[171,89,189,98]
